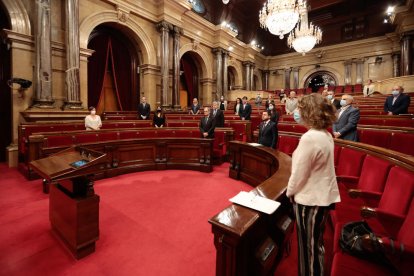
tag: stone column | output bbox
[156,21,171,109]
[63,0,82,109]
[292,67,299,89]
[355,59,364,84]
[172,26,182,110]
[392,53,400,77]
[344,60,352,85]
[242,61,251,90]
[284,68,291,90]
[400,33,413,76]
[33,0,54,108]
[250,64,255,91]
[222,50,229,97]
[262,70,270,91]
[212,48,223,99]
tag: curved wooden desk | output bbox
[209,141,292,276]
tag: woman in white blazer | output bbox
[286,93,340,276]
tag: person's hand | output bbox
[203,132,208,137]
[388,112,393,116]
[333,132,341,138]
[241,117,245,120]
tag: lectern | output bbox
[29,146,107,259]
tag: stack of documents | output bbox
[229,191,281,214]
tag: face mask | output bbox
[340,99,347,107]
[293,110,301,123]
[269,105,274,110]
[91,110,96,115]
[392,90,399,96]
[327,95,333,100]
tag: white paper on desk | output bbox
[229,191,281,215]
[248,143,262,147]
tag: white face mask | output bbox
[269,105,274,110]
[91,110,96,115]
[392,90,399,96]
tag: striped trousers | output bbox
[294,203,330,276]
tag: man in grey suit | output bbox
[333,94,360,141]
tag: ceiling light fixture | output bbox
[287,3,322,55]
[223,0,230,4]
[259,0,306,39]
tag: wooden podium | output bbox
[29,146,107,259]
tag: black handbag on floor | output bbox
[339,220,397,273]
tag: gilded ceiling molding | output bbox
[79,10,156,65]
[2,0,31,35]
[179,42,213,79]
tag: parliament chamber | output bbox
[1,0,414,275]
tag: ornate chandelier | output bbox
[259,0,306,39]
[287,6,322,55]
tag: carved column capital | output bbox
[156,20,172,32]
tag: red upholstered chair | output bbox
[334,86,344,94]
[334,145,342,168]
[278,124,295,132]
[344,85,353,93]
[277,135,299,156]
[358,129,391,148]
[389,132,414,156]
[353,84,362,93]
[336,147,366,183]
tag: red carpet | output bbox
[0,163,253,276]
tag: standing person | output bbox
[286,93,340,276]
[267,103,279,123]
[219,95,227,110]
[211,101,225,127]
[384,85,411,115]
[279,89,286,102]
[153,106,165,128]
[363,79,375,97]
[285,91,298,115]
[333,94,360,141]
[138,96,151,120]
[234,97,242,115]
[265,94,274,109]
[199,107,215,138]
[258,110,277,148]
[327,90,341,110]
[85,106,102,130]
[189,98,200,115]
[239,96,252,120]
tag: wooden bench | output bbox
[26,127,234,179]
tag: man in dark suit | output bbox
[211,101,225,127]
[239,96,252,120]
[333,94,360,141]
[384,85,411,115]
[258,110,277,148]
[327,90,341,110]
[138,96,151,120]
[200,107,215,138]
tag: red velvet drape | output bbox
[88,31,136,110]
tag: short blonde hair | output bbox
[298,94,337,129]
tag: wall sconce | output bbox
[7,78,32,98]
[375,56,383,64]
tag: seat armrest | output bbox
[360,206,376,218]
[348,189,382,200]
[337,176,359,189]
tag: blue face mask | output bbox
[340,99,347,107]
[327,95,333,100]
[293,110,301,123]
[392,90,399,96]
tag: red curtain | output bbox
[88,30,137,110]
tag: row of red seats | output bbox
[276,133,414,275]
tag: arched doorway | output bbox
[0,3,11,161]
[180,52,200,107]
[87,24,140,113]
[305,71,337,92]
[228,66,236,91]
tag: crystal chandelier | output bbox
[259,0,306,39]
[287,5,322,55]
